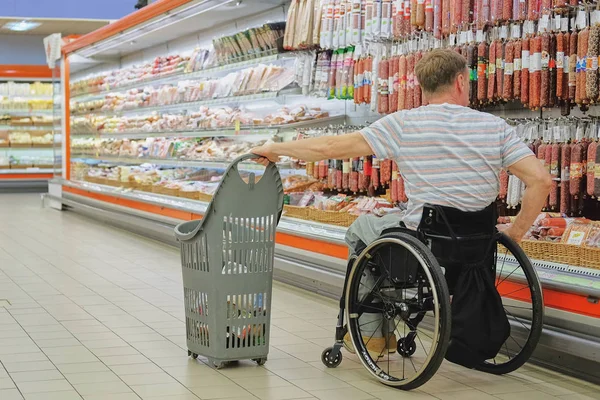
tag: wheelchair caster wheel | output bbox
[321,347,342,368]
[191,353,199,360]
[253,358,267,366]
[397,338,416,358]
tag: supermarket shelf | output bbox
[71,154,304,173]
[0,146,55,150]
[1,95,53,100]
[71,115,346,139]
[70,51,297,102]
[70,87,303,117]
[0,168,55,174]
[0,110,54,116]
[0,125,54,131]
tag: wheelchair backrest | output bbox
[417,203,497,268]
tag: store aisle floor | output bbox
[0,194,597,400]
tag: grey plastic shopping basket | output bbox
[174,154,284,369]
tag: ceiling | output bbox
[0,17,111,36]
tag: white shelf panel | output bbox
[70,51,296,102]
[71,154,305,173]
[71,88,302,117]
[0,110,54,116]
[0,168,55,174]
[71,115,346,139]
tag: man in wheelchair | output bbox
[252,49,551,388]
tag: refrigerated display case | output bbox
[0,65,59,191]
[46,0,600,383]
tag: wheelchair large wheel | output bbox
[476,233,544,375]
[345,232,451,390]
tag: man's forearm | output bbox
[263,132,374,162]
[269,136,333,162]
[512,182,551,235]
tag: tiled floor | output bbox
[0,193,597,400]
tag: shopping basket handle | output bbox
[231,153,275,166]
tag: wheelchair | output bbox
[321,203,544,390]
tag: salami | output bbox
[467,44,478,105]
[595,144,600,198]
[433,0,442,37]
[372,157,380,190]
[577,28,590,105]
[442,0,450,36]
[496,40,504,101]
[549,33,557,108]
[549,143,560,209]
[530,35,542,109]
[503,41,514,100]
[398,55,407,109]
[406,53,415,109]
[560,143,571,214]
[389,56,399,112]
[502,0,512,21]
[540,33,550,108]
[414,51,423,108]
[586,25,600,102]
[570,142,584,197]
[391,162,399,202]
[462,0,471,27]
[556,32,565,99]
[488,40,497,101]
[514,39,522,99]
[521,37,530,106]
[499,169,509,200]
[381,159,392,185]
[416,0,426,27]
[588,141,598,196]
[527,0,538,21]
[378,58,390,113]
[491,0,502,23]
[569,31,577,102]
[350,157,359,193]
[517,0,526,20]
[425,0,434,31]
[398,174,408,202]
[478,41,489,103]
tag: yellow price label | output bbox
[234,120,240,134]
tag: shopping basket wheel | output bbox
[253,358,267,366]
[321,347,342,368]
[213,361,225,369]
[397,338,417,358]
[191,353,199,360]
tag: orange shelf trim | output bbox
[0,173,53,179]
[0,65,53,79]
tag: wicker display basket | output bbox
[179,189,200,200]
[308,208,358,227]
[139,182,153,192]
[0,165,10,169]
[283,205,310,220]
[198,192,213,202]
[520,240,582,267]
[10,143,32,148]
[581,247,600,270]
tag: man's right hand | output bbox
[500,224,528,243]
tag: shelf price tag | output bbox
[234,119,241,135]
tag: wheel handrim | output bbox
[346,238,443,387]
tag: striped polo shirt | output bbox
[360,103,533,229]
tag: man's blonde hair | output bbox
[415,49,467,95]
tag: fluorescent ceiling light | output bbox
[76,0,233,58]
[3,20,41,32]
